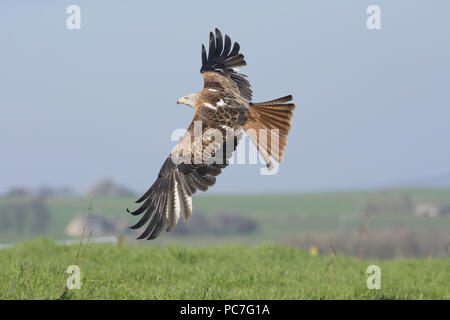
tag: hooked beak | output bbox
[177,97,185,104]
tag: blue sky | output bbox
[1,1,449,194]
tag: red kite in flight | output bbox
[128,29,295,239]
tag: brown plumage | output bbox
[244,96,295,168]
[128,28,296,240]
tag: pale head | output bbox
[177,93,199,108]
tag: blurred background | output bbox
[1,1,449,258]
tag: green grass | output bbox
[0,238,449,299]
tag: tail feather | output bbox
[251,95,294,106]
[244,95,295,167]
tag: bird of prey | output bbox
[128,29,295,240]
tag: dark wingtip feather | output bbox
[147,216,166,240]
[202,44,207,65]
[135,188,152,203]
[230,42,240,56]
[215,29,223,56]
[223,34,231,57]
[136,234,147,240]
[127,207,140,215]
[130,207,154,229]
[126,202,149,216]
[130,221,144,230]
[136,230,148,239]
[208,32,215,59]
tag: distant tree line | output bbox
[0,196,51,233]
[172,211,259,236]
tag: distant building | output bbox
[65,214,135,237]
[414,202,450,218]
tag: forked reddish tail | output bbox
[243,95,295,169]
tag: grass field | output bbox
[1,188,450,261]
[0,238,449,299]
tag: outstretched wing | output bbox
[128,112,243,240]
[201,28,252,102]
